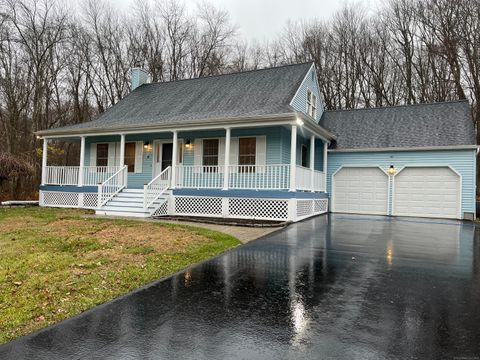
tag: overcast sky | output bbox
[113,0,378,42]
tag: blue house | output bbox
[36,63,477,221]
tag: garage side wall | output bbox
[327,149,476,218]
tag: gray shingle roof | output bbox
[320,100,476,149]
[41,62,313,134]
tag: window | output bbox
[124,142,136,172]
[239,137,256,172]
[301,144,308,167]
[307,90,317,118]
[96,144,109,166]
[202,139,219,171]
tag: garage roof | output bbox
[320,100,476,150]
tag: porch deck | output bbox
[40,164,328,221]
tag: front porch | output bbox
[39,122,330,222]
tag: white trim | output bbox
[37,115,298,137]
[289,125,297,191]
[223,128,231,190]
[309,135,315,193]
[329,145,478,153]
[41,138,48,185]
[37,114,336,142]
[119,134,126,169]
[152,139,184,178]
[78,136,86,186]
[171,131,178,188]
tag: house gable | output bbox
[290,64,324,122]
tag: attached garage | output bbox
[393,166,461,219]
[332,167,388,215]
[321,100,476,221]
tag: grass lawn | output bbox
[0,207,240,344]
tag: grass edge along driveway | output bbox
[0,207,240,344]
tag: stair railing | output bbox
[144,166,171,210]
[98,165,128,207]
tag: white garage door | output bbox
[333,167,388,215]
[393,167,460,219]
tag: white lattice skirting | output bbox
[39,191,98,209]
[171,196,328,222]
[40,190,328,222]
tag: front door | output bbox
[153,141,173,177]
[153,140,183,179]
[161,143,173,171]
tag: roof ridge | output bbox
[324,99,469,113]
[140,61,314,88]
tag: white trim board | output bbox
[329,145,477,153]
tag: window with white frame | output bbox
[96,144,109,166]
[239,137,256,172]
[202,139,219,172]
[307,90,317,118]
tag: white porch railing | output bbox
[228,164,290,189]
[313,169,325,192]
[83,166,121,185]
[144,166,171,209]
[296,165,312,191]
[175,165,225,189]
[296,165,326,192]
[44,166,79,186]
[98,165,128,206]
[44,166,121,186]
[44,164,325,193]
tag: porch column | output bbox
[223,127,231,190]
[41,138,48,185]
[78,136,86,187]
[119,134,126,168]
[171,130,178,189]
[310,134,315,192]
[323,141,328,192]
[289,125,297,192]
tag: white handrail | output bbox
[44,166,121,186]
[175,164,290,190]
[98,165,128,207]
[228,164,290,190]
[144,166,171,210]
[313,170,325,192]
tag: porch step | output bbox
[122,189,144,194]
[96,188,169,218]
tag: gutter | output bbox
[36,111,337,142]
[35,113,299,137]
[329,145,478,152]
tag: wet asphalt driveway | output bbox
[1,214,480,359]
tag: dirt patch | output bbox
[46,219,105,237]
[0,216,45,233]
[95,224,209,253]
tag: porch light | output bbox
[143,141,152,151]
[185,139,192,149]
[388,165,397,175]
[296,118,304,126]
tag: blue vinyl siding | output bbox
[290,65,323,122]
[84,127,296,189]
[327,149,477,217]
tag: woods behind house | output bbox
[0,0,479,200]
